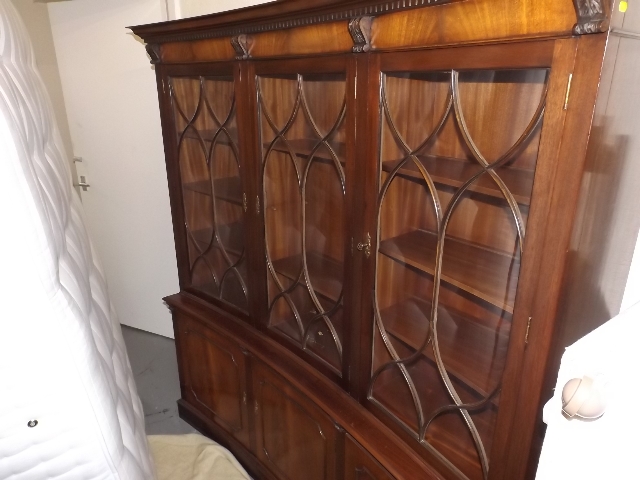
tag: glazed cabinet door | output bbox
[161,63,252,315]
[251,57,357,381]
[252,360,339,480]
[363,42,565,479]
[173,312,251,448]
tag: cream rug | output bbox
[148,434,251,480]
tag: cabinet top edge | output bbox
[129,0,584,45]
[129,0,460,42]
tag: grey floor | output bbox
[121,325,195,435]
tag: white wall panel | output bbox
[10,0,74,166]
[46,0,270,337]
[47,0,177,337]
[175,0,270,19]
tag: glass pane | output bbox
[170,76,248,312]
[370,69,548,479]
[259,73,347,373]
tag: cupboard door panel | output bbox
[254,58,355,379]
[253,361,338,480]
[169,72,250,313]
[368,53,551,479]
[175,314,251,448]
[344,434,394,480]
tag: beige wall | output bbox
[171,0,271,19]
[47,0,178,337]
[10,0,74,165]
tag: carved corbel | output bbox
[572,0,609,34]
[231,34,252,60]
[145,43,162,64]
[349,16,373,53]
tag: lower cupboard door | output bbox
[252,361,338,480]
[344,434,394,480]
[175,314,251,448]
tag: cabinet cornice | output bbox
[130,0,459,45]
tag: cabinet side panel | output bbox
[558,32,640,350]
[501,33,608,480]
[539,30,640,477]
[486,37,579,480]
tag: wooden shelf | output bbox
[214,177,243,205]
[273,304,344,340]
[270,307,344,370]
[380,297,510,397]
[193,260,248,310]
[266,138,346,165]
[191,221,244,257]
[382,155,534,206]
[183,127,237,145]
[218,222,244,256]
[378,230,519,313]
[271,251,343,302]
[183,177,243,206]
[191,227,212,252]
[183,179,211,196]
[372,354,494,480]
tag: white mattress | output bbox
[0,1,154,478]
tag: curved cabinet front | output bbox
[168,294,440,479]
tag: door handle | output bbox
[74,175,90,192]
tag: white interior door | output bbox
[45,0,276,337]
[47,0,178,337]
